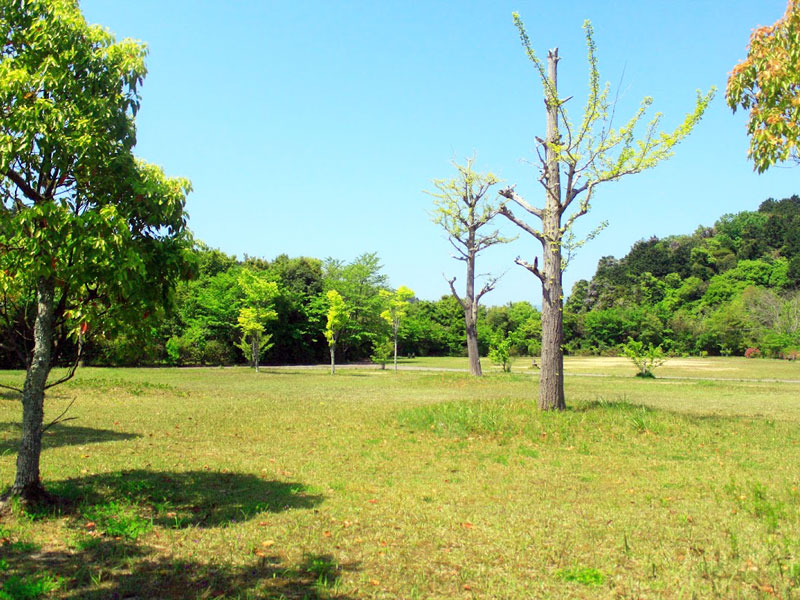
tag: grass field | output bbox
[1,357,800,598]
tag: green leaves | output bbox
[324,289,349,347]
[727,2,800,172]
[0,0,191,362]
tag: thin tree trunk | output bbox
[11,277,55,501]
[539,48,566,411]
[464,250,482,376]
[329,344,335,375]
[253,337,260,373]
[393,323,398,372]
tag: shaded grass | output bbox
[0,363,799,598]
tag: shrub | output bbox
[744,347,761,359]
[622,338,666,378]
[488,335,512,372]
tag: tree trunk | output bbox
[393,322,398,371]
[11,277,55,501]
[329,344,336,375]
[464,250,483,376]
[539,48,566,411]
[465,305,482,376]
[253,336,260,373]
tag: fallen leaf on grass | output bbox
[461,522,474,529]
[261,540,274,547]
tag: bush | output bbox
[622,338,666,378]
[744,347,761,359]
[202,339,235,366]
[488,335,512,372]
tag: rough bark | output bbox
[539,49,566,411]
[11,277,55,501]
[464,246,483,377]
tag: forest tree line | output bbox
[3,195,799,369]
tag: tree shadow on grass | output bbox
[0,422,141,454]
[2,534,357,599]
[50,469,324,528]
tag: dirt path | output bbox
[263,363,800,384]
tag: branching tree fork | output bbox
[429,159,512,376]
[500,14,714,410]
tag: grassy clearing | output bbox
[0,362,799,598]
[406,354,800,380]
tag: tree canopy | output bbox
[727,0,800,172]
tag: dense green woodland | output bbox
[3,195,799,368]
[566,194,800,358]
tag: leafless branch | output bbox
[41,397,78,434]
[44,339,82,390]
[515,256,544,283]
[499,186,543,219]
[445,275,466,310]
[498,203,546,245]
[0,382,23,394]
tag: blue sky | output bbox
[81,0,797,305]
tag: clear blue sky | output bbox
[81,0,797,306]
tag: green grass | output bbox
[0,361,799,598]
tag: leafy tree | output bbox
[370,336,393,369]
[236,268,279,372]
[0,0,191,501]
[379,285,414,371]
[324,290,349,374]
[488,333,513,372]
[236,308,273,371]
[498,14,713,409]
[727,1,800,172]
[324,253,388,360]
[167,268,241,365]
[429,159,511,376]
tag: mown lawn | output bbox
[0,359,799,599]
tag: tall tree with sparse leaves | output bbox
[429,159,511,376]
[727,0,800,172]
[0,0,191,501]
[500,14,713,410]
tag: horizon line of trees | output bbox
[2,194,798,370]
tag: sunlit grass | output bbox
[0,361,799,598]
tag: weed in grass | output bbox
[0,573,60,600]
[398,399,518,438]
[301,554,341,589]
[750,482,785,532]
[555,566,606,587]
[517,446,540,459]
[81,501,152,540]
[630,408,651,433]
